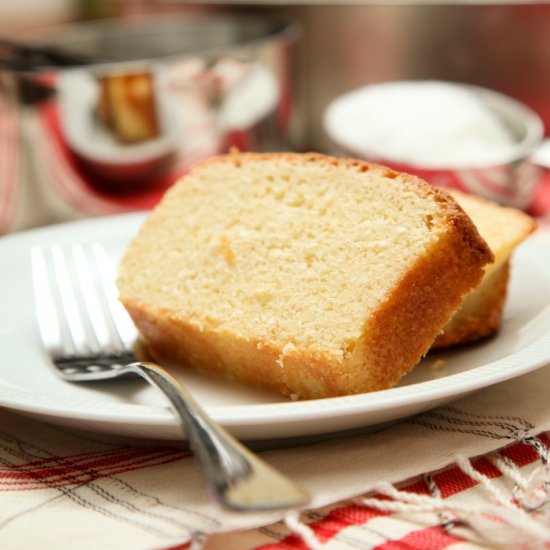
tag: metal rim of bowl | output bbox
[20,12,300,73]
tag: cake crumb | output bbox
[282,342,297,354]
[218,234,235,265]
[431,358,447,371]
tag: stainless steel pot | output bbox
[0,14,299,233]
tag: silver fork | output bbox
[31,243,308,512]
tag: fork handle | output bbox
[125,361,308,512]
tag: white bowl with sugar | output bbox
[324,81,547,208]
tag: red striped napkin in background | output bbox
[0,94,220,235]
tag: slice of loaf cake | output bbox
[117,152,493,399]
[432,190,536,349]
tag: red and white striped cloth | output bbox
[208,433,550,550]
[1,357,550,550]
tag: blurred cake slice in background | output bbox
[97,71,160,143]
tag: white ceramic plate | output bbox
[1,214,550,444]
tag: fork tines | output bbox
[31,243,137,371]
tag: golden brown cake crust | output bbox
[431,260,510,349]
[119,152,494,399]
[431,189,535,349]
